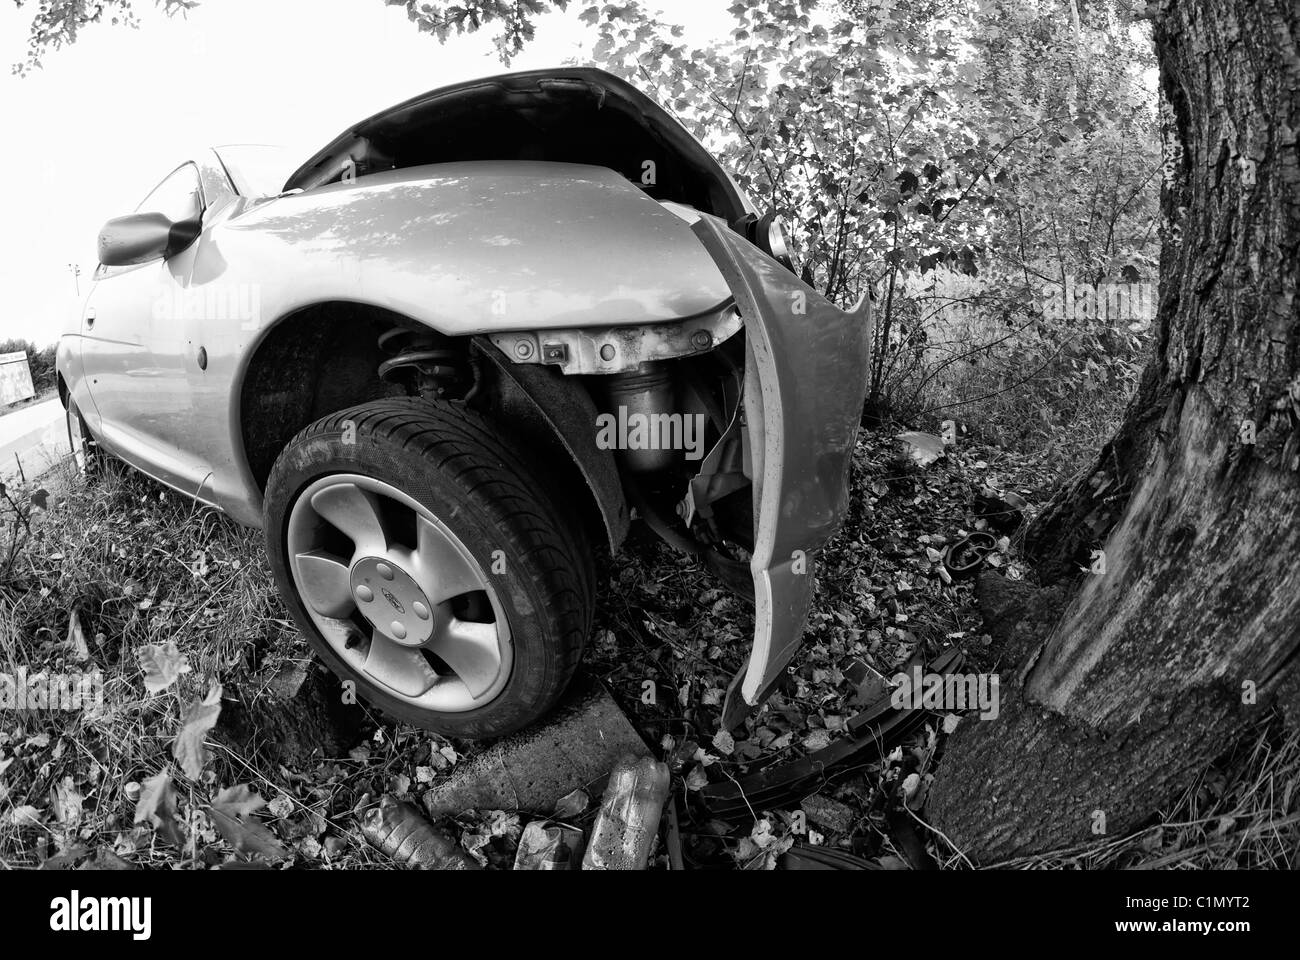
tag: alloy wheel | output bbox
[285,473,512,712]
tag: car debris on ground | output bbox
[357,648,966,869]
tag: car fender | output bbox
[207,161,731,523]
[474,339,630,553]
[217,161,731,337]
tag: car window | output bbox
[135,162,204,222]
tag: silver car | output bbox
[58,68,872,738]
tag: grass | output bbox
[880,297,1149,489]
[0,461,294,866]
[0,432,1296,869]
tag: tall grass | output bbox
[0,462,298,866]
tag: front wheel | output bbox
[263,398,593,739]
[65,396,111,478]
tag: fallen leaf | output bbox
[901,772,930,810]
[267,795,295,819]
[138,641,191,693]
[9,805,42,827]
[51,776,83,827]
[802,729,832,752]
[685,766,709,791]
[134,771,184,847]
[209,784,286,860]
[173,683,222,779]
[736,818,794,869]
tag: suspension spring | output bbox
[376,327,473,399]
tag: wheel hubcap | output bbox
[350,556,435,646]
[285,474,512,712]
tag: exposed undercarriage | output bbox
[273,69,771,605]
[380,318,758,588]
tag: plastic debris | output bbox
[360,795,480,870]
[664,791,685,871]
[779,845,884,870]
[582,754,671,870]
[553,787,589,819]
[702,649,966,818]
[513,820,585,870]
[973,487,1027,533]
[943,532,998,580]
[894,431,946,468]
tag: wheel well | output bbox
[239,302,406,490]
[238,302,618,555]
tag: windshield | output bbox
[214,144,300,198]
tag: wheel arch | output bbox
[235,299,399,494]
[235,299,626,554]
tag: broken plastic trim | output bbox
[699,649,965,819]
[487,300,741,376]
[688,215,873,729]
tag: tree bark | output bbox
[930,0,1300,861]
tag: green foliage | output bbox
[10,0,197,75]
[387,0,572,62]
[574,0,1160,420]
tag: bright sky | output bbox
[0,0,736,346]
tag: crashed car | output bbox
[57,68,872,738]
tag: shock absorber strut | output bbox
[605,361,676,473]
[377,327,474,399]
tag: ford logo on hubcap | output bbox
[382,588,405,614]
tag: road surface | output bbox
[0,396,68,481]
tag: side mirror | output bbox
[97,211,200,267]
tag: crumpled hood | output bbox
[283,67,752,223]
[230,160,731,332]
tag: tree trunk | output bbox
[930,0,1300,861]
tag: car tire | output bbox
[263,397,594,739]
[65,396,113,479]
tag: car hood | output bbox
[225,160,732,331]
[283,67,752,222]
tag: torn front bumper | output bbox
[689,215,873,728]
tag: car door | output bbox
[80,162,214,498]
